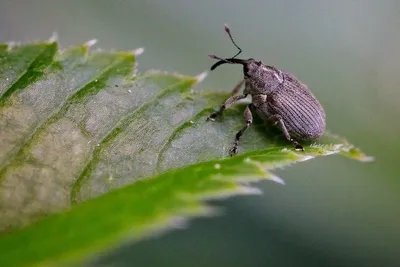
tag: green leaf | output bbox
[0,40,372,266]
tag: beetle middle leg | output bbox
[268,114,304,151]
[206,80,246,121]
[229,104,253,156]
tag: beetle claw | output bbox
[229,146,238,156]
[206,112,218,121]
[295,144,304,151]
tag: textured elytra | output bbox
[248,65,326,139]
[244,60,326,140]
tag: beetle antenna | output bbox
[224,24,242,59]
[209,54,230,70]
[208,54,229,62]
[208,54,248,70]
[208,25,246,71]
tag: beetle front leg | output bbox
[230,79,245,96]
[206,94,248,121]
[206,80,246,121]
[229,104,253,156]
[268,114,304,151]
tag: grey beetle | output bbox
[207,24,326,155]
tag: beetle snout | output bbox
[243,59,261,77]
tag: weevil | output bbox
[207,24,326,155]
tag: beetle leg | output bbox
[206,94,247,121]
[206,80,245,121]
[268,114,304,151]
[230,79,245,96]
[229,104,253,156]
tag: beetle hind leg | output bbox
[268,114,304,151]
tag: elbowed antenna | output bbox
[209,54,248,70]
[209,24,246,70]
[224,24,242,59]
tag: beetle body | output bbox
[244,60,325,140]
[207,25,326,155]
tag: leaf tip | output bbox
[49,32,58,43]
[195,71,208,83]
[297,154,315,162]
[85,39,98,48]
[361,155,375,162]
[269,175,286,185]
[7,41,18,51]
[167,216,190,230]
[341,147,375,162]
[133,47,144,56]
[237,186,263,195]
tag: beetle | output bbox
[207,24,326,156]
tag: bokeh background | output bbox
[1,0,399,266]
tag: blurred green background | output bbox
[1,0,399,266]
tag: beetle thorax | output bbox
[243,60,284,95]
